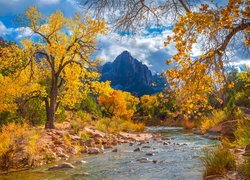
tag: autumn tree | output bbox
[164,0,250,120]
[0,6,107,128]
[94,82,139,119]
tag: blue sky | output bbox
[0,0,249,73]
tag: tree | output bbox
[96,83,139,119]
[0,6,107,128]
[81,0,191,32]
[165,0,250,120]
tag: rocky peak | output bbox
[101,51,168,96]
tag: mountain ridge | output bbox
[100,51,168,96]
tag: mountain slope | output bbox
[100,51,168,96]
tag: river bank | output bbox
[0,127,215,180]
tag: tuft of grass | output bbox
[0,122,40,170]
[202,145,236,177]
[234,117,250,146]
[93,117,145,133]
[200,110,226,133]
[241,158,250,179]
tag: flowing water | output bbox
[1,127,216,180]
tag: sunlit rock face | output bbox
[101,50,169,96]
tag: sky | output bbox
[0,0,249,73]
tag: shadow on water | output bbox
[0,126,217,180]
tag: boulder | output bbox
[136,157,151,163]
[83,127,105,138]
[134,148,141,152]
[74,160,87,165]
[221,120,238,141]
[112,148,118,152]
[145,152,155,156]
[142,146,151,148]
[48,162,75,170]
[86,147,103,154]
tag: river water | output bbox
[1,127,216,180]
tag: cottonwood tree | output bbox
[165,0,250,119]
[81,0,192,32]
[81,0,250,120]
[0,6,107,128]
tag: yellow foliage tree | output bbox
[0,6,107,128]
[96,84,139,119]
[165,0,250,120]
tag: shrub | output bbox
[80,131,91,141]
[202,145,236,177]
[0,123,40,170]
[241,158,250,179]
[94,117,145,133]
[234,117,250,146]
[20,98,46,126]
[200,109,226,133]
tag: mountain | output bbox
[100,51,168,96]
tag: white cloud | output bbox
[96,29,175,73]
[0,21,12,36]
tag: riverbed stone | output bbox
[48,162,75,170]
[86,147,102,154]
[134,148,141,152]
[145,152,155,156]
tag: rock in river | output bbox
[48,162,75,170]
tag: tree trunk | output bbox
[45,76,57,129]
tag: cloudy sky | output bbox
[0,0,249,73]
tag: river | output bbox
[1,127,216,180]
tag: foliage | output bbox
[241,158,250,179]
[200,109,227,133]
[234,116,250,146]
[202,145,236,177]
[94,117,144,133]
[97,85,139,120]
[79,94,102,117]
[165,0,249,120]
[0,6,107,128]
[19,98,46,126]
[0,123,40,170]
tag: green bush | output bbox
[202,146,236,177]
[79,94,102,117]
[21,98,46,126]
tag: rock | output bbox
[221,120,238,141]
[101,50,168,96]
[48,162,75,170]
[163,142,169,145]
[161,137,170,140]
[134,148,141,152]
[74,160,87,165]
[136,157,150,163]
[69,135,81,141]
[142,146,151,148]
[69,148,78,155]
[112,148,118,152]
[83,127,105,138]
[192,128,202,135]
[152,160,158,163]
[104,144,113,149]
[86,147,102,154]
[72,173,90,178]
[129,142,134,146]
[145,152,155,156]
[245,144,250,151]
